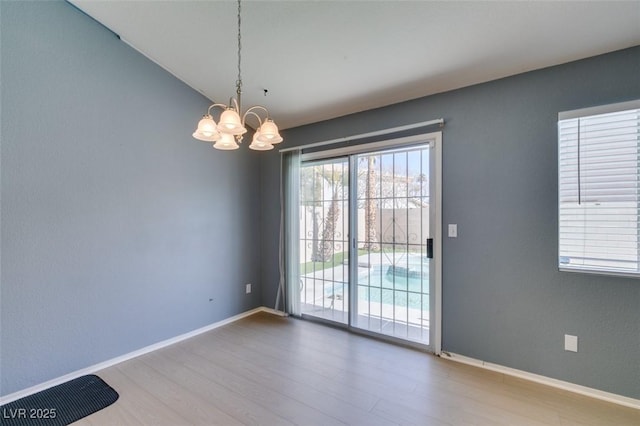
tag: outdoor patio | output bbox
[299,252,430,344]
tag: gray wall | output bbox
[261,47,640,399]
[1,1,261,396]
[1,0,638,402]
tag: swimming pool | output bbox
[324,258,429,312]
[357,263,430,310]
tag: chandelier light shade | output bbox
[249,132,274,151]
[256,119,283,144]
[192,0,282,151]
[193,114,220,142]
[213,133,240,150]
[218,109,247,135]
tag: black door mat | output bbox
[1,375,119,426]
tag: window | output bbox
[558,100,640,276]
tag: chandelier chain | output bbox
[236,0,242,103]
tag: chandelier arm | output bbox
[242,105,270,120]
[207,103,230,115]
[231,97,241,113]
[242,110,264,129]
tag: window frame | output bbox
[558,99,640,278]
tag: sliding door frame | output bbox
[299,132,442,354]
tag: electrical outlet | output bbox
[245,283,252,294]
[564,334,578,352]
[448,224,458,238]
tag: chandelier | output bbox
[192,0,283,151]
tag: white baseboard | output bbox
[260,307,289,317]
[441,352,640,410]
[15,310,634,411]
[0,306,271,405]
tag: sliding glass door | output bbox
[292,134,441,350]
[352,146,433,344]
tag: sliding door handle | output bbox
[426,238,433,259]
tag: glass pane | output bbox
[354,146,431,344]
[299,158,349,324]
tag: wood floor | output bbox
[76,312,639,425]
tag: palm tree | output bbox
[362,155,379,250]
[300,167,323,262]
[316,165,347,261]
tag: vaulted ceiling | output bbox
[71,1,640,129]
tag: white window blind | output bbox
[558,100,640,276]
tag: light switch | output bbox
[448,224,458,238]
[564,334,578,352]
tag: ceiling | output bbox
[70,1,640,130]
